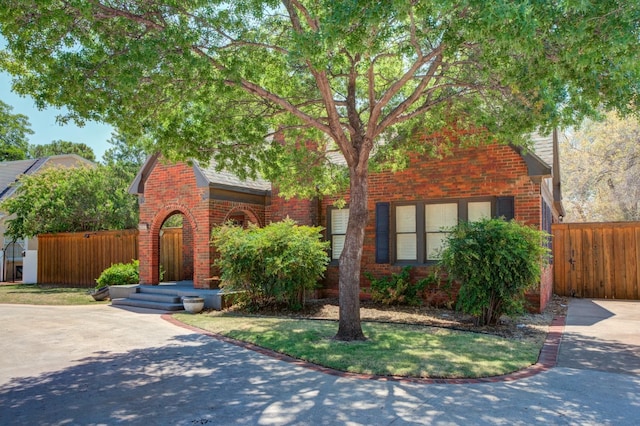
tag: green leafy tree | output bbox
[1,165,139,238]
[0,99,32,161]
[0,2,638,340]
[100,132,149,228]
[102,132,148,171]
[29,139,96,161]
[561,112,640,222]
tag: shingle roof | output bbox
[530,133,554,168]
[0,158,46,201]
[194,160,271,193]
[129,154,272,196]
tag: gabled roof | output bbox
[510,133,553,178]
[0,154,94,201]
[129,153,271,196]
[515,131,565,217]
[193,160,271,194]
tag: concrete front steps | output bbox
[111,283,226,312]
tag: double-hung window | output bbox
[329,208,349,260]
[468,201,492,222]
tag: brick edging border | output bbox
[162,314,567,385]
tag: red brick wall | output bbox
[138,161,210,287]
[534,265,554,313]
[269,187,318,226]
[138,145,551,310]
[314,144,548,311]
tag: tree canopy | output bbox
[29,139,96,161]
[101,132,148,175]
[0,99,32,161]
[561,112,640,222]
[1,1,638,340]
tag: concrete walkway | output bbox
[0,300,639,425]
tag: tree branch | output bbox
[375,48,444,135]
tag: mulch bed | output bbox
[225,295,569,345]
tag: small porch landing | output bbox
[111,281,226,311]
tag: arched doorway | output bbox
[158,212,194,282]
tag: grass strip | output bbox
[175,312,541,379]
[0,284,105,305]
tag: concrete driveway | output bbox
[1,301,639,425]
[558,299,640,375]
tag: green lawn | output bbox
[175,312,541,379]
[0,284,105,305]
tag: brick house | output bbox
[130,132,563,312]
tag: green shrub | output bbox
[211,219,330,311]
[95,260,140,289]
[364,267,422,306]
[439,218,550,326]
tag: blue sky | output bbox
[1,71,114,161]
[0,34,113,161]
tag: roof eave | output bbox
[210,182,272,197]
[128,152,160,195]
[510,144,552,178]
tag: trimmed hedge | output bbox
[211,219,329,311]
[95,260,140,289]
[439,219,549,325]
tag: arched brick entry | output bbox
[224,206,263,228]
[130,154,272,289]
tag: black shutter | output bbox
[375,202,390,264]
[496,196,515,220]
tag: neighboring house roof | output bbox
[129,153,272,196]
[0,154,95,202]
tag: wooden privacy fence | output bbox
[38,228,184,286]
[38,230,139,286]
[553,222,640,300]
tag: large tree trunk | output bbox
[334,167,368,341]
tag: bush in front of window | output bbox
[439,219,550,326]
[211,219,330,311]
